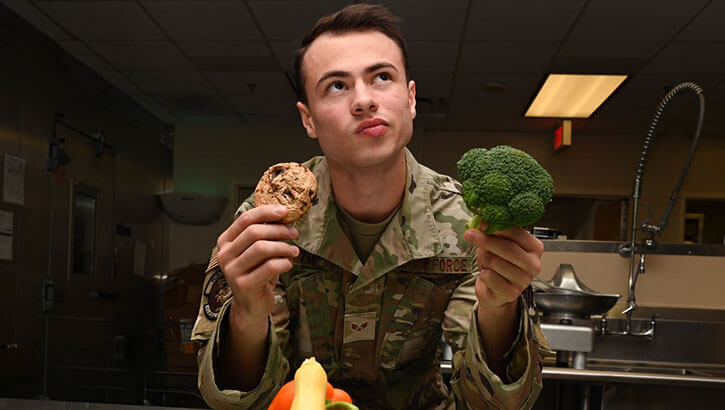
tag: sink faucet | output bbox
[615,82,705,338]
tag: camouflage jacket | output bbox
[191,149,550,409]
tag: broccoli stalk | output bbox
[457,145,554,234]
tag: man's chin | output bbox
[348,146,405,168]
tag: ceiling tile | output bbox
[676,0,725,42]
[452,72,543,98]
[642,43,725,74]
[381,0,468,41]
[141,1,261,41]
[613,74,722,102]
[35,1,165,40]
[466,0,584,41]
[547,56,648,75]
[129,94,177,123]
[178,41,270,57]
[559,42,662,59]
[569,0,709,42]
[459,41,558,73]
[407,41,459,72]
[205,71,296,97]
[410,72,453,98]
[446,96,529,131]
[87,41,195,71]
[188,55,280,72]
[248,0,353,41]
[97,70,142,95]
[124,71,216,95]
[1,0,72,40]
[269,41,297,72]
[57,40,109,70]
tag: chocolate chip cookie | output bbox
[254,162,317,224]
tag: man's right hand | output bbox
[216,204,299,333]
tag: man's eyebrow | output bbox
[365,62,397,75]
[316,70,350,88]
[315,62,399,88]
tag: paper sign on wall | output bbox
[3,154,25,206]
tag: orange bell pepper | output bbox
[268,380,356,410]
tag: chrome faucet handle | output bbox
[637,253,646,274]
[622,301,637,315]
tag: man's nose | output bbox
[350,84,378,115]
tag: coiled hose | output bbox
[631,81,706,234]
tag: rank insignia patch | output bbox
[343,311,377,343]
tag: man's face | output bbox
[296,30,416,171]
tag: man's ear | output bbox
[297,101,317,139]
[408,80,417,120]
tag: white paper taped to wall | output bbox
[3,154,25,206]
[0,210,12,235]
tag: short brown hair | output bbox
[293,3,410,103]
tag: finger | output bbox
[478,269,521,302]
[490,226,544,256]
[224,223,298,262]
[468,230,540,275]
[479,251,531,290]
[219,205,288,244]
[236,257,294,291]
[226,240,299,279]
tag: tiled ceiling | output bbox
[2,0,724,136]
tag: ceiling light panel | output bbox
[36,1,164,40]
[525,74,627,118]
[142,1,261,41]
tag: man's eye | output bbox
[374,72,391,82]
[327,81,346,93]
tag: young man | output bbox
[192,4,550,409]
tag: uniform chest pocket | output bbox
[294,271,342,372]
[379,275,436,369]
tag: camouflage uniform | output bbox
[192,149,551,409]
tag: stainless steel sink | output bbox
[542,361,725,388]
[585,363,721,377]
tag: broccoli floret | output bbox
[456,145,554,234]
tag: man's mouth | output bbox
[355,118,388,138]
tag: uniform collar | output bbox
[293,148,441,289]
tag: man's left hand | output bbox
[464,224,544,311]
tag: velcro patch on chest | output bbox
[343,311,377,343]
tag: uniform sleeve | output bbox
[196,298,291,409]
[445,275,552,409]
[192,197,295,409]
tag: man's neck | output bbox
[328,151,407,223]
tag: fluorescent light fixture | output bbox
[525,74,627,118]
